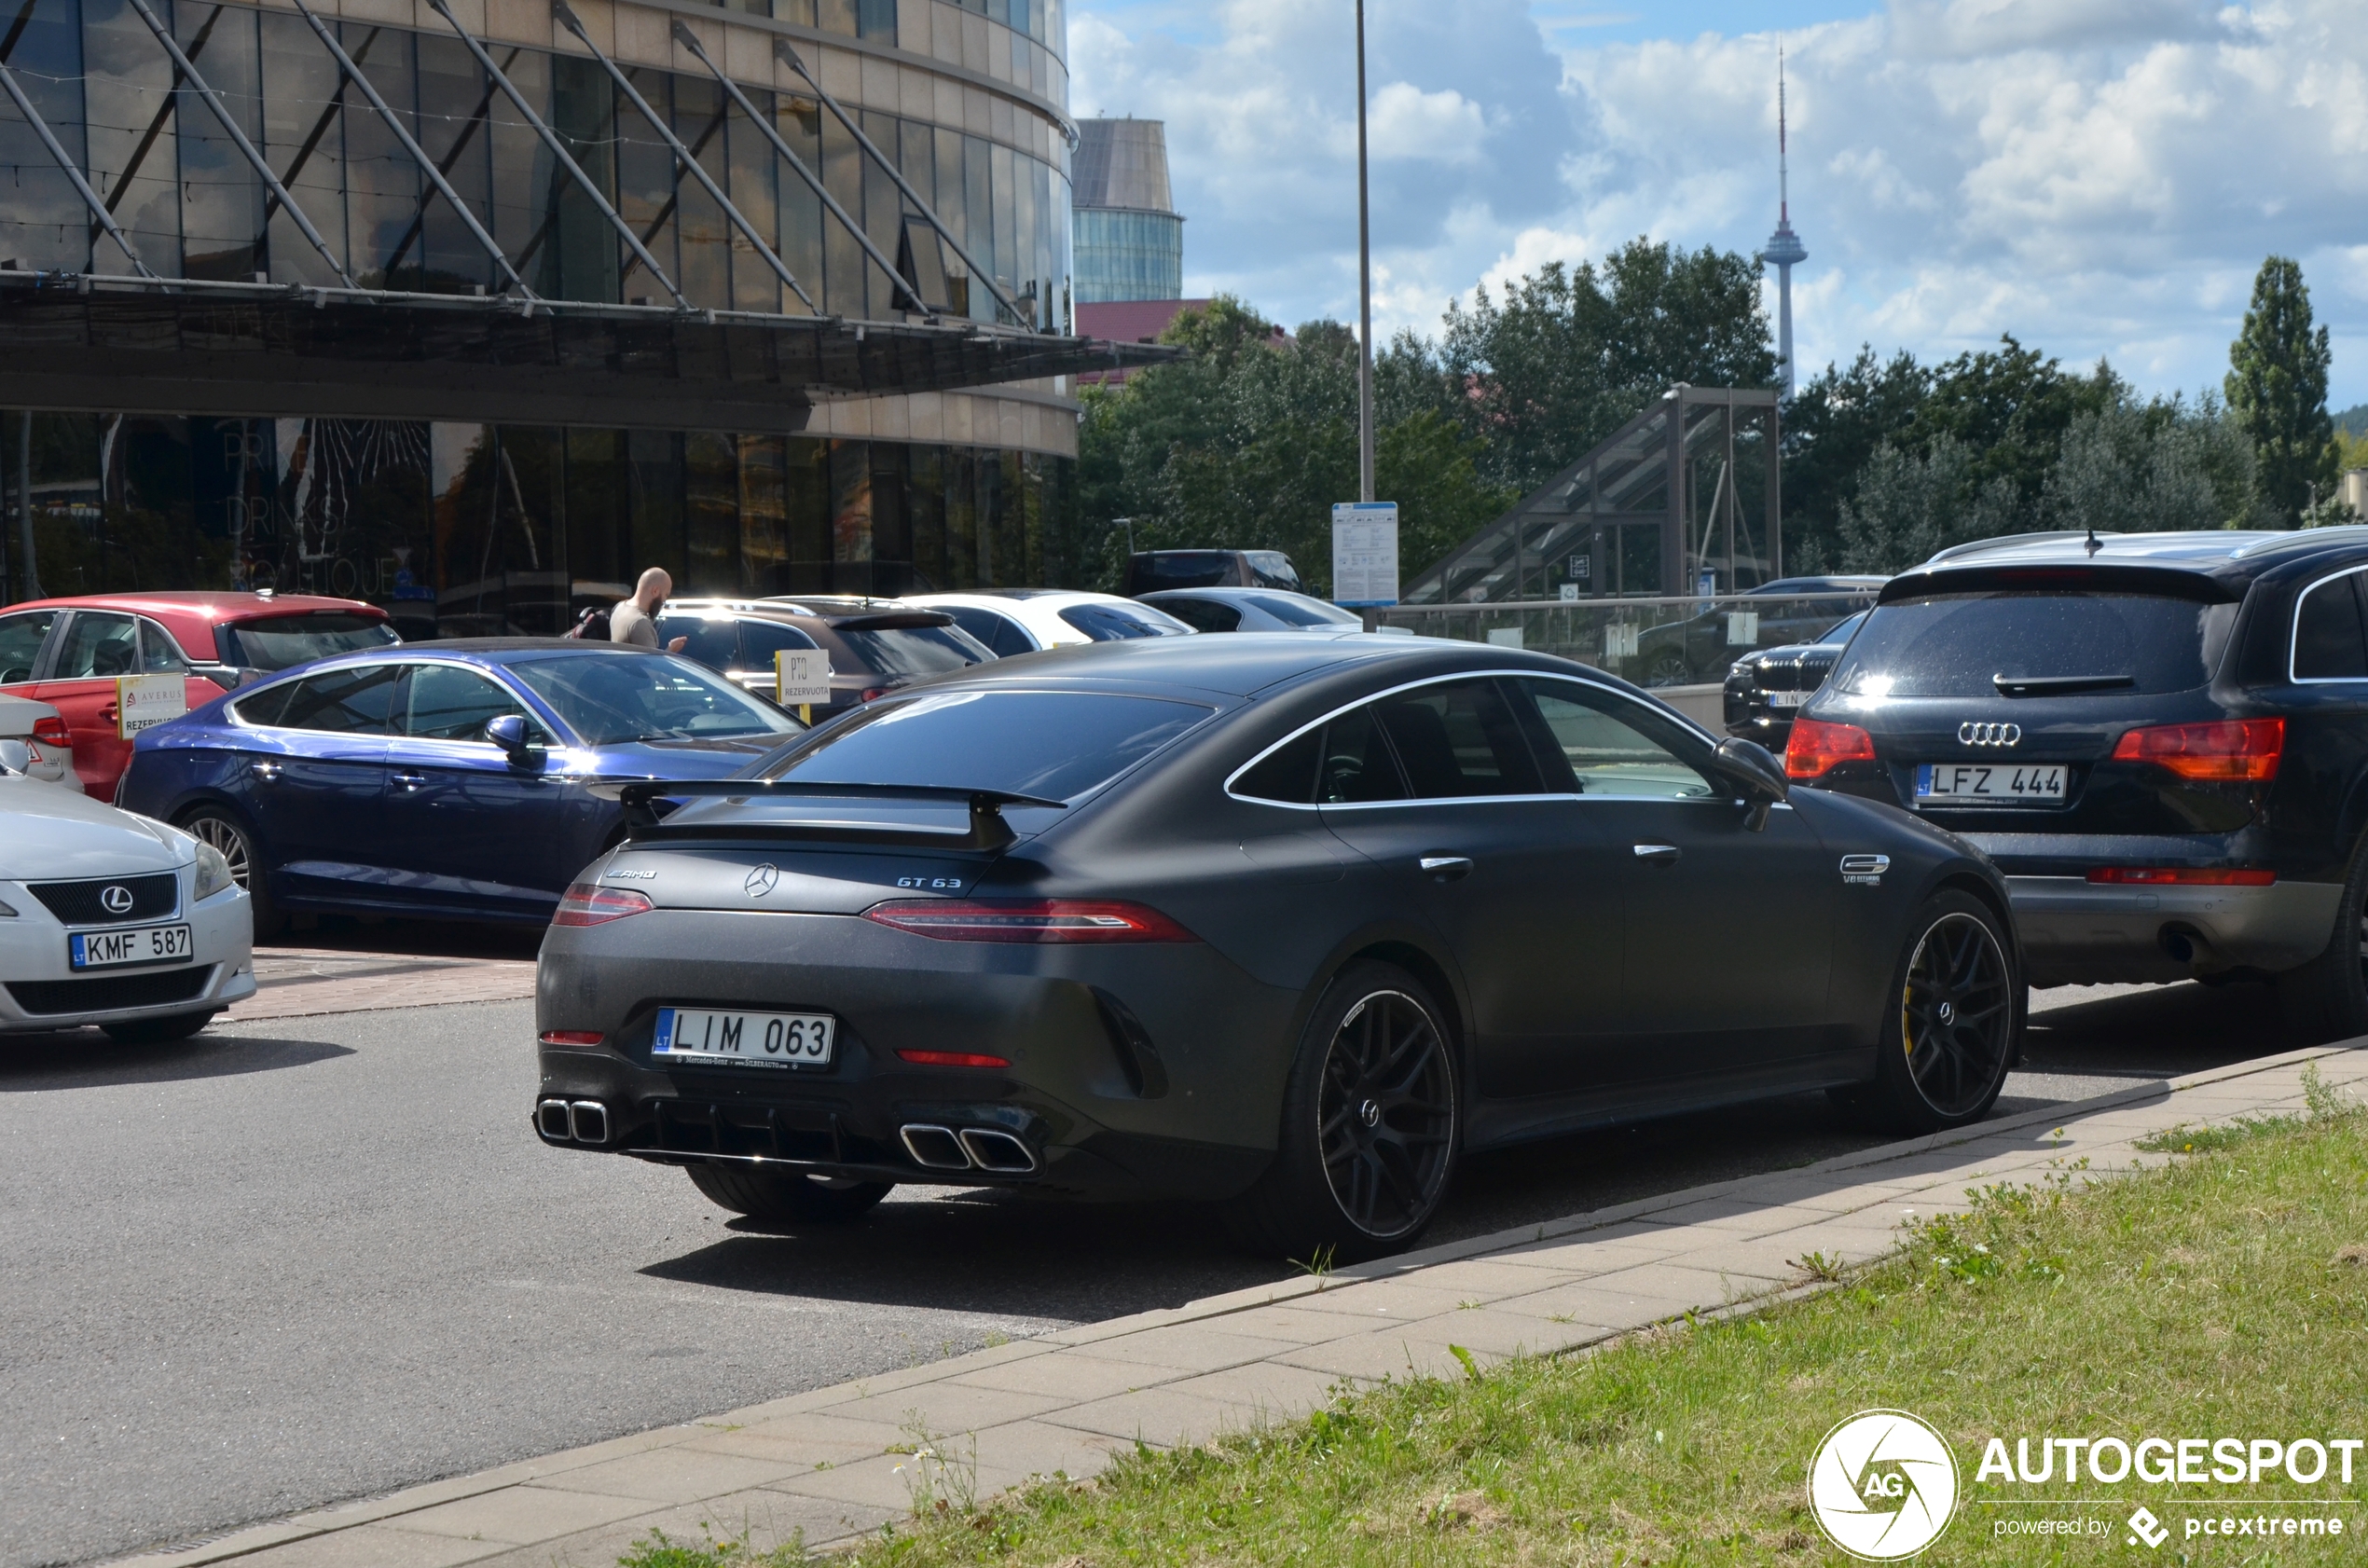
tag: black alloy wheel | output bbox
[1317,990,1458,1239]
[1865,891,2019,1131]
[1226,960,1461,1260]
[2274,834,2368,1042]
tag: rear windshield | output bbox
[1131,552,1235,591]
[220,612,398,671]
[1245,592,1357,627]
[1245,552,1303,591]
[506,653,802,745]
[758,689,1213,801]
[1058,601,1193,640]
[1830,593,2237,699]
[824,623,990,677]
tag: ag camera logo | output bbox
[1809,1410,1960,1560]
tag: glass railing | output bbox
[1374,592,1878,690]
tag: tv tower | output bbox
[1763,47,1808,397]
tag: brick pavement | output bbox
[225,947,537,1023]
[109,1042,2368,1568]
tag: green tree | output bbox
[1434,239,1776,493]
[2042,392,2265,535]
[1836,435,2018,572]
[1779,347,1933,571]
[1072,298,1514,594]
[2224,255,2337,524]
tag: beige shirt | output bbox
[610,599,658,648]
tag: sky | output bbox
[1065,0,2368,409]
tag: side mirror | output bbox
[1711,736,1789,831]
[486,713,537,761]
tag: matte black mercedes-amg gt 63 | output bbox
[534,635,2023,1258]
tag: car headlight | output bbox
[192,842,235,902]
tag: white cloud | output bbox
[1367,83,1489,164]
[1068,0,2368,406]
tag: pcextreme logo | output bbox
[1809,1410,1962,1560]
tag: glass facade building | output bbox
[0,0,1124,627]
[1070,116,1179,304]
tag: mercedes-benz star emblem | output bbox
[99,885,134,915]
[1956,722,2022,747]
[744,863,779,898]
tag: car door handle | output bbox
[248,760,282,783]
[390,771,428,790]
[1633,844,1682,865]
[1419,855,1474,881]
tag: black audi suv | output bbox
[1786,529,2368,1034]
[535,634,2022,1259]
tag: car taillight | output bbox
[552,883,654,926]
[2109,718,2283,782]
[863,899,1197,943]
[540,1029,606,1046]
[1784,717,1878,779]
[860,686,888,703]
[31,716,68,746]
[896,1049,1012,1068]
[2087,867,2276,887]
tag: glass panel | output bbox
[544,53,617,303]
[741,618,819,660]
[653,612,742,671]
[858,0,897,41]
[614,66,677,304]
[218,612,399,671]
[1054,600,1191,640]
[52,612,138,679]
[506,652,800,743]
[0,0,85,269]
[962,134,990,321]
[83,0,176,277]
[2294,578,2368,681]
[829,439,871,576]
[775,96,822,315]
[177,3,263,281]
[405,662,530,741]
[1369,679,1543,799]
[413,33,494,293]
[762,689,1213,799]
[820,105,862,316]
[278,663,403,733]
[1234,726,1319,804]
[817,0,858,34]
[1317,707,1405,804]
[738,434,788,594]
[258,10,345,286]
[626,429,683,581]
[860,109,899,315]
[1834,594,2235,700]
[908,444,945,591]
[564,429,626,595]
[1156,598,1242,634]
[683,432,737,595]
[673,74,730,310]
[487,43,547,290]
[0,610,58,682]
[726,86,780,312]
[934,126,970,317]
[1521,681,1716,799]
[783,435,829,591]
[342,22,418,288]
[136,617,191,673]
[989,141,1015,309]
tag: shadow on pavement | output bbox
[259,915,544,963]
[2026,979,2290,1079]
[0,1030,354,1091]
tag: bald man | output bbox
[610,567,687,652]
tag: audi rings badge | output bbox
[1957,722,2022,747]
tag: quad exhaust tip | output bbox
[900,1123,1038,1174]
[538,1098,611,1145]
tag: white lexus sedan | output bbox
[1,763,255,1042]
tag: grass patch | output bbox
[828,1104,2368,1565]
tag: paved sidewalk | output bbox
[225,947,537,1023]
[117,1043,2368,1568]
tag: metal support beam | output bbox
[769,35,1027,328]
[424,0,689,309]
[121,0,356,289]
[668,22,916,320]
[290,0,535,299]
[555,3,815,314]
[0,59,159,278]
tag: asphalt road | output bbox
[0,978,2297,1567]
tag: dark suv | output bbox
[1785,529,2368,1032]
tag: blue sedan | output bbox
[117,640,803,931]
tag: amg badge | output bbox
[1839,853,1891,886]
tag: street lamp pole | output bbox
[1355,0,1374,505]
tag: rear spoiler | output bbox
[599,779,1065,851]
[1878,563,2241,606]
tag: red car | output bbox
[0,591,396,801]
